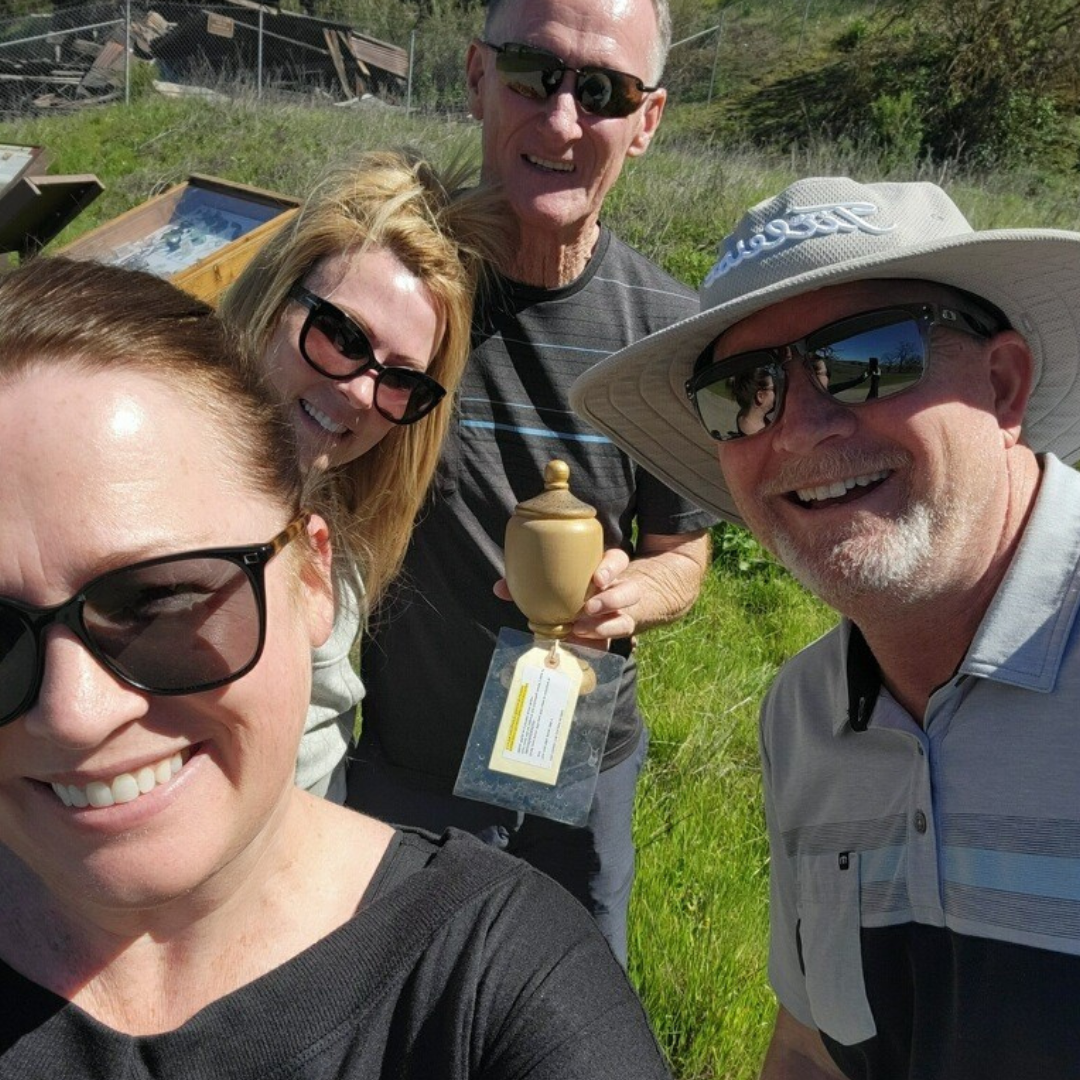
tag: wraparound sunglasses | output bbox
[0,515,309,726]
[289,284,446,426]
[482,40,658,118]
[685,302,1002,442]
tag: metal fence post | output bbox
[257,8,264,98]
[708,10,726,106]
[124,0,131,104]
[406,28,415,115]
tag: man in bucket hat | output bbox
[572,177,1080,1078]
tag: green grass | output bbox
[4,91,1080,1079]
[632,554,836,1078]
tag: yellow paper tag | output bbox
[488,643,582,785]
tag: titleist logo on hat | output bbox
[703,201,897,287]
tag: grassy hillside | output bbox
[4,93,1080,1078]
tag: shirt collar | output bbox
[842,620,881,734]
[839,454,1080,732]
[960,453,1080,692]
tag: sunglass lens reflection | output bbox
[578,70,616,113]
[694,316,927,441]
[494,46,644,117]
[307,309,372,376]
[84,558,260,692]
[812,319,924,404]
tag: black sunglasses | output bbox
[289,284,446,426]
[482,41,658,118]
[0,515,309,727]
[685,303,1001,442]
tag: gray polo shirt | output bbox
[761,453,1080,1078]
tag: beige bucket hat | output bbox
[571,177,1080,523]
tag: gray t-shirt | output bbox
[362,227,714,788]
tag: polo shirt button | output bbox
[914,810,928,834]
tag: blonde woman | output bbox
[221,151,508,802]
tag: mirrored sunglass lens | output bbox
[577,70,616,113]
[0,607,35,722]
[306,310,371,376]
[695,358,783,441]
[496,49,557,98]
[812,317,925,404]
[83,558,260,692]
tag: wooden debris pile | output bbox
[147,3,407,102]
[0,2,407,115]
[0,4,167,113]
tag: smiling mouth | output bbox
[524,154,574,173]
[300,399,349,436]
[48,748,193,809]
[793,469,890,507]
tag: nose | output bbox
[335,368,378,412]
[543,80,584,137]
[770,361,857,455]
[22,628,149,750]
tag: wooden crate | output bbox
[60,174,299,304]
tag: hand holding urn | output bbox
[504,460,604,639]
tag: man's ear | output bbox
[986,330,1034,449]
[301,513,335,649]
[627,87,666,158]
[466,39,486,121]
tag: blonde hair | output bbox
[220,149,510,605]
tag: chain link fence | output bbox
[0,0,866,119]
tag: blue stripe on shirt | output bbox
[460,419,612,444]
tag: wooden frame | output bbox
[60,174,299,304]
[0,144,49,193]
[0,173,103,258]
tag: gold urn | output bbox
[504,460,604,639]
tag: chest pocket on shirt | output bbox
[796,850,877,1046]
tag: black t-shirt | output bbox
[362,228,713,788]
[0,830,671,1079]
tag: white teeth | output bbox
[86,781,114,808]
[796,470,889,504]
[300,399,347,435]
[526,155,573,172]
[112,774,140,804]
[49,750,189,810]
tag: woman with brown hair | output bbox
[221,150,509,801]
[0,255,670,1078]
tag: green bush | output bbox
[869,88,924,166]
[834,16,869,51]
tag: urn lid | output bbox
[513,460,598,520]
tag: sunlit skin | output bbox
[738,376,776,435]
[0,368,334,914]
[465,0,666,286]
[714,278,1039,717]
[0,367,395,1032]
[263,246,445,472]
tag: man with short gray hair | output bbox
[352,0,712,966]
[573,177,1080,1076]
